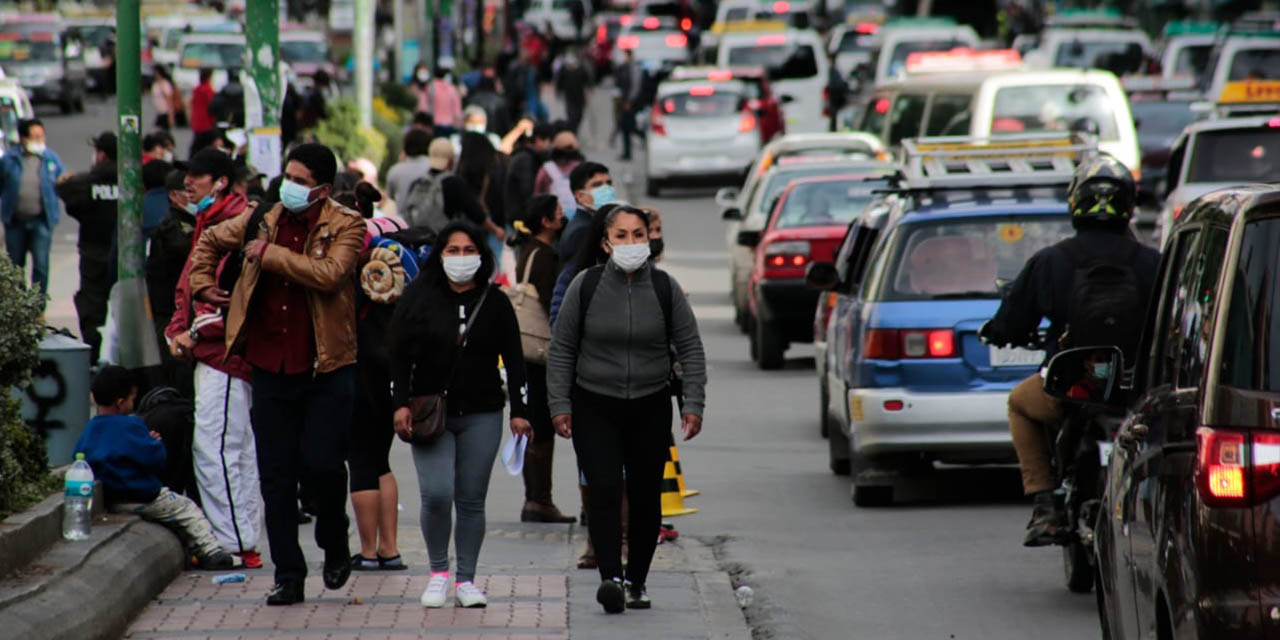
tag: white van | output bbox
[865,21,978,87]
[1202,36,1280,101]
[855,68,1141,174]
[717,29,827,133]
[173,33,245,93]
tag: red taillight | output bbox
[863,329,900,359]
[618,35,639,50]
[883,400,905,411]
[739,109,756,133]
[874,98,891,114]
[689,84,714,96]
[620,14,633,26]
[1197,427,1280,507]
[757,34,787,46]
[651,104,666,136]
[666,33,687,48]
[1269,117,1280,128]
[1172,204,1185,220]
[762,240,809,275]
[680,17,692,31]
[643,16,660,29]
[773,0,790,11]
[597,24,607,45]
[855,22,878,34]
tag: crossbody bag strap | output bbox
[520,247,539,285]
[439,285,491,397]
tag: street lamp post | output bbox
[246,0,282,179]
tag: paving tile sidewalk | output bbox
[123,523,748,640]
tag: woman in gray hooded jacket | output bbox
[546,205,707,614]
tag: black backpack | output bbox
[137,386,199,503]
[1058,238,1145,359]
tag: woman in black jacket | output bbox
[507,194,573,523]
[389,221,533,609]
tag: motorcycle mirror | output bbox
[1043,346,1125,407]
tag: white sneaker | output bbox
[455,581,488,608]
[420,574,449,608]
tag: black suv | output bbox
[1044,185,1280,640]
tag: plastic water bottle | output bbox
[62,453,94,540]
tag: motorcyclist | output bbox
[980,154,1159,547]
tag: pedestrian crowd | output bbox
[6,51,707,616]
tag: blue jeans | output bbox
[5,218,52,306]
[411,410,503,583]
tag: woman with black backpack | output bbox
[545,205,707,614]
[389,221,532,609]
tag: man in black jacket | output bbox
[981,155,1160,547]
[504,122,553,227]
[464,72,511,139]
[145,168,196,395]
[57,132,118,364]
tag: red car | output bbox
[741,173,890,369]
[668,65,786,142]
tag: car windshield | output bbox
[1222,216,1280,392]
[773,179,883,228]
[991,84,1120,141]
[1227,47,1280,81]
[1132,101,1197,139]
[886,39,966,76]
[727,43,818,79]
[1173,43,1211,79]
[659,87,743,116]
[281,39,327,63]
[1054,39,1147,75]
[0,32,58,63]
[875,216,1073,301]
[1186,128,1280,183]
[181,41,245,69]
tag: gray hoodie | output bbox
[547,261,707,417]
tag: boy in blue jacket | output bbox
[75,366,241,570]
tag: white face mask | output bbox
[25,141,45,155]
[442,255,482,283]
[162,150,174,163]
[417,71,431,83]
[609,241,651,273]
[465,123,487,134]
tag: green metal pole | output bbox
[112,0,159,369]
[424,0,435,71]
[246,0,282,179]
[355,0,373,128]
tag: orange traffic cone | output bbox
[661,452,698,517]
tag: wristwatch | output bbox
[188,327,199,342]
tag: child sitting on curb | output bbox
[74,366,242,570]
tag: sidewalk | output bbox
[123,521,747,640]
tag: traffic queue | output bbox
[653,6,1280,639]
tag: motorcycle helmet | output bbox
[1067,153,1135,229]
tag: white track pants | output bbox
[193,362,262,552]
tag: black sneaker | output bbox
[624,580,651,609]
[596,577,626,614]
[195,549,243,571]
[266,581,305,606]
[1023,492,1065,547]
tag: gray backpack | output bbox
[401,172,449,234]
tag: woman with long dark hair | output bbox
[506,194,573,523]
[546,205,707,613]
[389,221,532,609]
[456,131,509,261]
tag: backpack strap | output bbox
[241,203,271,248]
[576,264,605,333]
[520,247,539,285]
[576,264,674,346]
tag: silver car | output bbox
[645,78,762,196]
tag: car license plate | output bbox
[988,346,1043,367]
[1098,441,1113,467]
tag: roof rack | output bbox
[898,133,1095,189]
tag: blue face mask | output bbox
[192,180,224,214]
[183,201,199,216]
[589,184,617,208]
[279,179,317,212]
[1090,362,1113,380]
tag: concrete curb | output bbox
[0,513,184,640]
[683,538,754,640]
[0,473,102,579]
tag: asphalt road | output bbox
[37,91,1102,640]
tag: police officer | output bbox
[57,131,119,365]
[980,154,1160,547]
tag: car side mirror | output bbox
[715,186,739,209]
[1043,346,1125,407]
[805,261,838,290]
[722,207,743,221]
[736,229,761,247]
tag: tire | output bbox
[59,97,72,115]
[645,177,661,198]
[747,314,760,362]
[754,317,785,370]
[819,383,830,439]
[852,485,893,507]
[1064,539,1095,593]
[828,423,850,475]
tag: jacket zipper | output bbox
[626,277,632,395]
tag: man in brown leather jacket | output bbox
[187,143,366,606]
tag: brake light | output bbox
[883,400,905,411]
[707,69,733,81]
[762,240,810,274]
[739,109,757,133]
[597,24,608,45]
[862,329,900,359]
[817,291,838,337]
[773,0,790,11]
[855,22,878,34]
[1269,117,1280,128]
[1197,427,1280,507]
[757,34,787,46]
[651,104,666,136]
[643,16,660,29]
[746,98,762,111]
[620,14,633,26]
[681,17,692,31]
[689,84,715,96]
[901,330,955,358]
[823,87,830,116]
[666,33,687,48]
[1172,204,1185,220]
[875,98,890,114]
[618,35,639,50]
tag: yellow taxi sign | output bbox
[1218,80,1280,104]
[911,136,1078,161]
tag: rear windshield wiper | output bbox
[927,291,998,300]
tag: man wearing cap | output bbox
[56,131,118,364]
[146,167,195,395]
[2,118,64,308]
[166,148,263,570]
[186,142,367,606]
